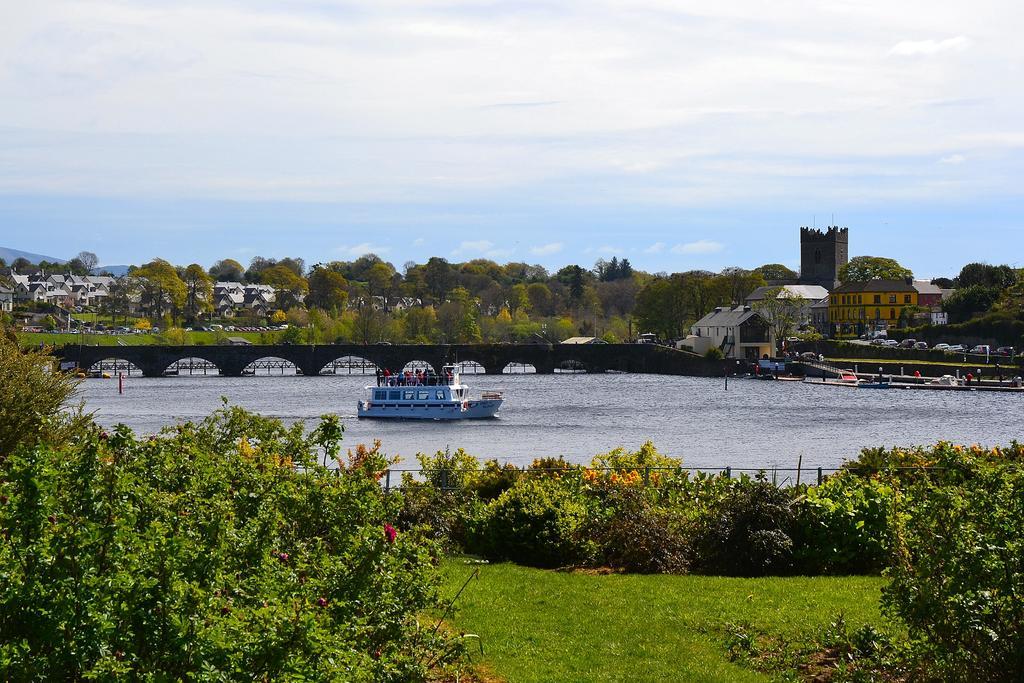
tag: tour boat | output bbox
[357,365,503,420]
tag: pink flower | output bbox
[384,523,397,544]
[316,597,328,608]
[278,552,289,563]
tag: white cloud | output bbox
[0,2,1018,210]
[412,237,425,247]
[337,243,390,257]
[889,36,971,57]
[939,154,966,164]
[530,242,563,256]
[451,239,513,259]
[644,242,666,254]
[671,240,725,255]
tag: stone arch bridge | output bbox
[54,343,729,378]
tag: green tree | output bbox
[838,256,913,283]
[353,306,388,344]
[134,259,187,320]
[182,263,213,322]
[634,276,689,339]
[209,258,245,281]
[754,263,799,281]
[942,285,1002,323]
[404,306,437,342]
[955,263,1016,289]
[101,276,141,324]
[260,265,309,310]
[526,282,553,316]
[307,266,349,312]
[752,287,807,351]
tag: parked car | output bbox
[898,338,917,348]
[914,342,929,350]
[947,344,966,353]
[995,346,1015,356]
[933,343,950,351]
[882,339,899,347]
[969,345,991,355]
[871,338,886,346]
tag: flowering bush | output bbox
[470,478,595,568]
[0,406,463,680]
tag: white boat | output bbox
[357,365,503,420]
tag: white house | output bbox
[685,305,776,360]
[0,285,13,312]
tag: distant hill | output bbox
[0,246,66,265]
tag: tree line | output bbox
[3,251,1021,344]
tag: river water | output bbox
[77,372,1024,472]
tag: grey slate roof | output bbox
[692,305,764,328]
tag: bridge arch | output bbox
[85,357,143,376]
[455,360,485,374]
[555,358,593,373]
[501,361,537,374]
[241,356,299,376]
[161,355,224,377]
[319,354,380,376]
[401,359,439,374]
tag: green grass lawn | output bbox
[19,331,272,347]
[440,558,889,683]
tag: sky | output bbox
[1,0,1023,278]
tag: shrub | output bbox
[0,406,463,680]
[704,346,725,360]
[398,448,485,550]
[693,477,795,576]
[883,466,1024,680]
[471,478,593,568]
[590,440,682,472]
[0,336,90,457]
[590,487,691,574]
[469,459,521,500]
[792,472,895,574]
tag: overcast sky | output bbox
[2,0,1022,276]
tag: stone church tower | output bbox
[799,226,848,290]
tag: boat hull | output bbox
[357,399,502,420]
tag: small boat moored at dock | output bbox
[357,365,502,419]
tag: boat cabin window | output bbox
[389,390,400,400]
[417,390,429,400]
[435,390,445,400]
[374,390,386,400]
[403,390,415,400]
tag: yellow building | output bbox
[828,280,918,335]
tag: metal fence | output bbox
[370,464,886,492]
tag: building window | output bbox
[875,308,881,319]
[904,294,912,303]
[889,295,897,304]
[874,295,881,304]
[890,308,896,319]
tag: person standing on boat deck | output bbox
[375,368,383,387]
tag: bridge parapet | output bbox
[53,343,723,378]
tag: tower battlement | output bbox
[799,226,848,289]
[800,226,849,243]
